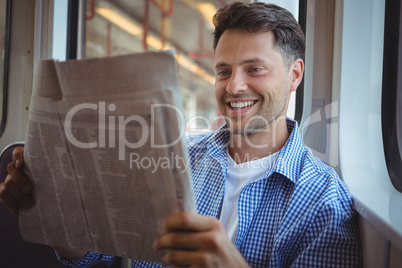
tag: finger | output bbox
[7,162,32,194]
[164,212,222,233]
[0,182,19,215]
[3,175,34,207]
[162,249,216,267]
[162,249,195,267]
[154,229,225,252]
[155,232,203,251]
[12,147,24,169]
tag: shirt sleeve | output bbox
[55,250,115,267]
[290,198,362,268]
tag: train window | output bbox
[0,0,10,137]
[75,0,301,131]
[381,0,402,192]
[336,0,402,251]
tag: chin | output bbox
[228,124,267,136]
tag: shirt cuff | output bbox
[55,250,115,267]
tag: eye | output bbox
[217,70,231,76]
[249,67,262,73]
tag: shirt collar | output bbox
[206,124,231,165]
[206,118,305,184]
[272,118,305,184]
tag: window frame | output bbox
[295,0,306,125]
[66,0,79,60]
[0,0,12,137]
[381,0,402,192]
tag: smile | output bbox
[229,101,256,109]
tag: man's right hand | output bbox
[0,147,34,216]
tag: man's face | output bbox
[214,29,291,135]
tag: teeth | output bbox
[230,101,254,109]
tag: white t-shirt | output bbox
[220,150,278,243]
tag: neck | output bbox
[228,117,289,164]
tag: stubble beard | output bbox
[221,84,289,137]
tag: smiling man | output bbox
[1,2,362,268]
[153,2,362,267]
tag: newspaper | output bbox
[18,50,196,263]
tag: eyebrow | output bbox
[215,57,266,69]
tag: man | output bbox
[0,2,361,267]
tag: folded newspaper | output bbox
[19,50,196,263]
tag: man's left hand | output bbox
[153,212,250,267]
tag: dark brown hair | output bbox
[213,2,305,68]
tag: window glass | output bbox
[83,0,299,131]
[53,0,68,61]
[0,0,7,127]
[338,0,396,215]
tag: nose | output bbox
[225,71,247,95]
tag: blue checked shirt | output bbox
[57,118,362,267]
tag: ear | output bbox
[288,59,304,92]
